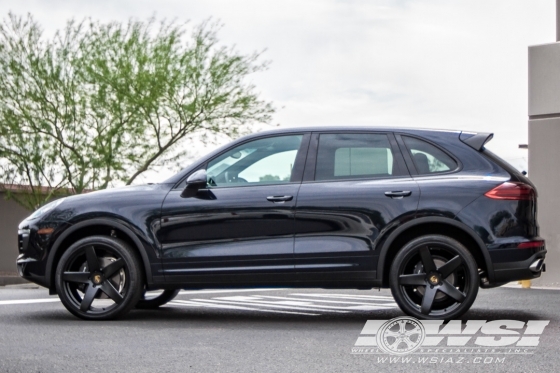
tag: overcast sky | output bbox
[1,0,555,177]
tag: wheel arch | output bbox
[46,218,154,293]
[376,217,493,287]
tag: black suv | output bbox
[17,127,546,320]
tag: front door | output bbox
[158,133,309,285]
[294,132,420,284]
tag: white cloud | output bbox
[1,0,553,176]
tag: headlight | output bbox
[27,198,66,220]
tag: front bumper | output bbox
[16,220,68,289]
[17,258,49,288]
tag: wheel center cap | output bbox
[428,274,440,285]
[92,274,103,285]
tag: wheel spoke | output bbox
[420,285,437,315]
[398,320,407,333]
[100,281,124,304]
[405,327,421,337]
[102,258,125,278]
[80,285,99,311]
[402,337,416,349]
[85,246,100,272]
[399,274,426,286]
[418,246,437,273]
[439,280,466,302]
[388,338,402,349]
[62,272,90,284]
[384,330,402,338]
[405,324,421,336]
[438,255,462,279]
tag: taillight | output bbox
[484,182,535,200]
[517,240,544,249]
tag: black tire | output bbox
[389,235,479,320]
[55,236,144,320]
[136,289,180,309]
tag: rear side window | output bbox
[402,136,457,174]
[315,133,394,181]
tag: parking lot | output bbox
[0,285,558,373]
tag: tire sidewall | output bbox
[389,234,479,320]
[55,235,144,320]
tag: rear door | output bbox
[293,131,420,284]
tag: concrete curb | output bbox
[502,282,560,290]
[0,273,29,286]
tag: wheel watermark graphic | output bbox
[351,317,550,364]
[376,317,425,355]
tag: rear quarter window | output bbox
[402,136,458,174]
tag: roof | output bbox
[254,125,462,136]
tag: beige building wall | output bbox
[529,119,560,286]
[0,194,31,274]
[529,42,560,286]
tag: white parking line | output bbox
[169,299,318,316]
[260,295,397,307]
[291,293,394,301]
[0,289,398,317]
[178,288,286,295]
[195,297,350,313]
[0,298,60,306]
[214,295,395,311]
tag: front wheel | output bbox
[389,235,479,320]
[136,289,180,309]
[55,236,144,320]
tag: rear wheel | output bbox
[136,289,180,309]
[55,236,144,320]
[389,235,479,320]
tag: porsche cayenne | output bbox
[16,127,546,320]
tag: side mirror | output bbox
[181,169,207,198]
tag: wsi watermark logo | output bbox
[352,317,550,363]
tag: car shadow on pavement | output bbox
[23,306,550,326]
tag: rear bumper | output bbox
[492,249,547,283]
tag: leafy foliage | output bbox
[0,13,274,210]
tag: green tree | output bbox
[0,13,274,210]
[259,174,281,182]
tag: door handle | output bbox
[384,191,412,199]
[267,195,294,203]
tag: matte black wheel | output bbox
[136,289,180,309]
[389,235,479,320]
[55,236,144,320]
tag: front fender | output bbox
[45,217,158,290]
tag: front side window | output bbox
[402,136,457,174]
[315,133,395,181]
[206,135,303,187]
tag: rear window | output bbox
[402,136,458,174]
[482,148,535,188]
[482,148,523,176]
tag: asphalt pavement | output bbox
[0,284,558,373]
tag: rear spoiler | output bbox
[459,132,494,151]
